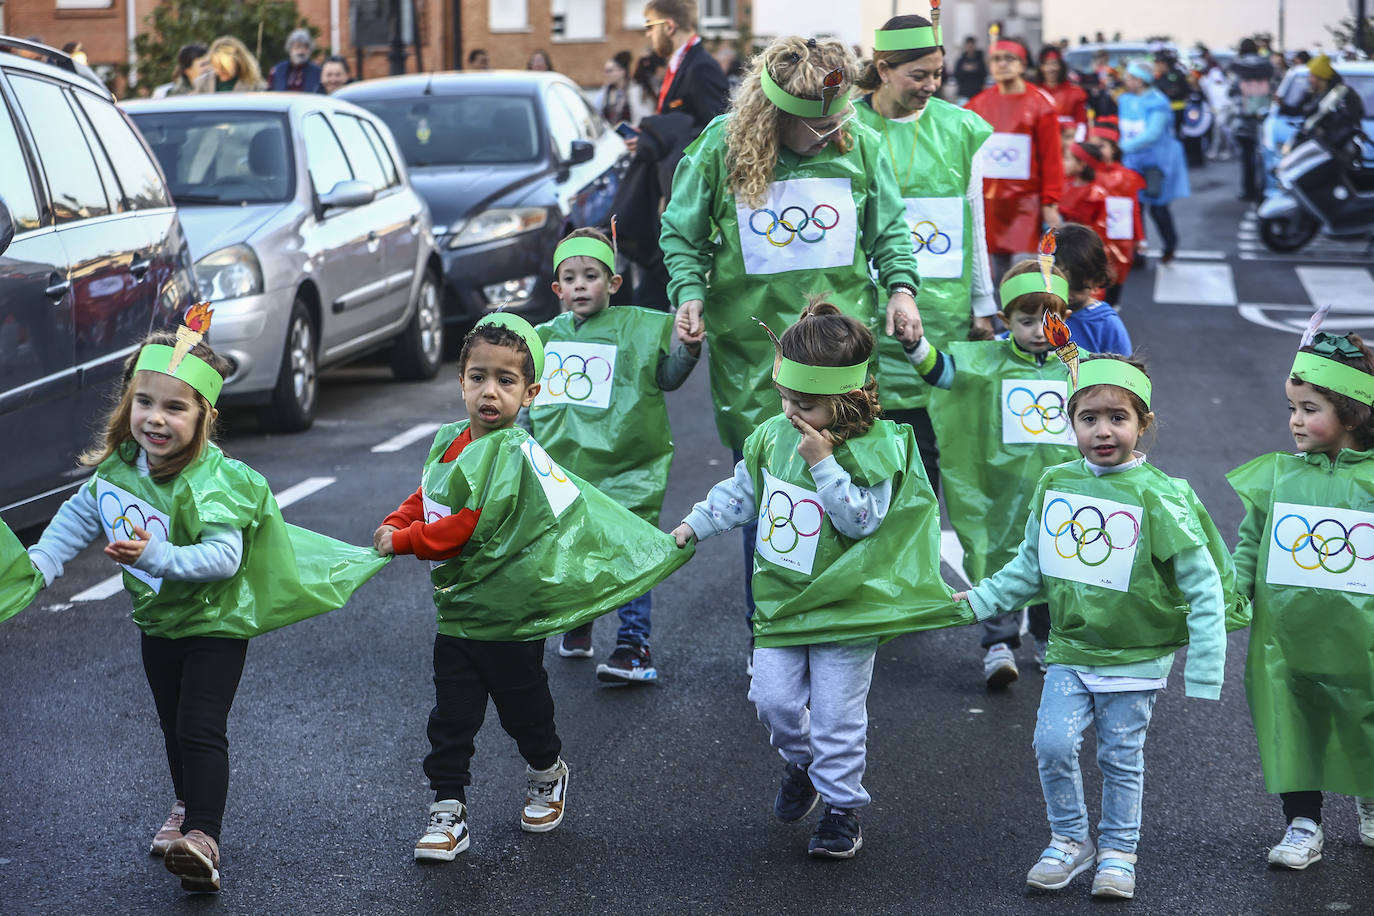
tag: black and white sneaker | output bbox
[808,806,862,859]
[558,623,594,658]
[596,643,657,683]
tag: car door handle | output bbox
[130,257,151,279]
[45,274,70,300]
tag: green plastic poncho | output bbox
[90,443,388,639]
[927,340,1081,583]
[855,96,993,411]
[741,414,973,648]
[661,114,919,450]
[1028,459,1248,668]
[530,306,674,524]
[1228,449,1374,797]
[0,518,45,623]
[420,422,693,641]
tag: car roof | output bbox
[121,91,377,120]
[334,70,574,101]
[0,36,113,98]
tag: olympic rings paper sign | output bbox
[1038,489,1142,592]
[755,470,826,576]
[735,177,858,276]
[902,196,963,280]
[1001,380,1076,446]
[533,342,617,410]
[1265,501,1374,595]
[981,133,1031,181]
[95,477,168,593]
[1106,196,1134,240]
[523,438,580,517]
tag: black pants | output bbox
[425,634,561,802]
[1237,135,1262,199]
[1281,790,1323,825]
[881,406,941,498]
[1147,204,1178,257]
[141,633,248,842]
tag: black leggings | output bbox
[1281,790,1323,825]
[141,633,248,842]
[1147,204,1178,257]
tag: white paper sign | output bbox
[755,470,826,576]
[1038,489,1142,592]
[1106,196,1134,240]
[1265,501,1374,595]
[735,177,857,276]
[903,196,964,280]
[532,341,617,410]
[1119,118,1146,143]
[1001,379,1076,446]
[522,438,580,517]
[981,132,1032,180]
[420,493,453,568]
[94,477,168,593]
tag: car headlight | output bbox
[445,207,548,249]
[194,244,264,300]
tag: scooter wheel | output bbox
[1258,212,1319,252]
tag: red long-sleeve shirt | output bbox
[382,427,482,560]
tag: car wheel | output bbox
[1258,212,1319,252]
[390,268,444,381]
[260,296,318,432]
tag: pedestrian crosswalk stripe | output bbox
[1297,266,1374,308]
[371,422,442,453]
[1153,261,1237,306]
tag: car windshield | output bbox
[1064,46,1154,76]
[1345,73,1374,114]
[129,111,292,204]
[353,95,541,167]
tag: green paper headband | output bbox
[873,26,942,52]
[775,357,869,395]
[1291,351,1374,405]
[553,237,615,274]
[474,312,545,379]
[134,344,224,406]
[1073,358,1152,408]
[760,64,851,118]
[999,272,1069,305]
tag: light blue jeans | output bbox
[1033,665,1159,854]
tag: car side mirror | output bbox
[318,179,376,213]
[566,139,595,165]
[0,197,13,257]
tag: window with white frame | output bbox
[56,0,113,8]
[489,0,528,31]
[553,0,604,40]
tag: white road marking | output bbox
[1297,266,1374,309]
[1170,249,1226,260]
[371,422,441,453]
[1153,261,1237,306]
[71,476,338,603]
[940,529,972,589]
[1237,302,1374,336]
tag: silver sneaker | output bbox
[414,799,469,861]
[1268,817,1323,870]
[1026,835,1096,890]
[1091,850,1137,899]
[983,643,1019,688]
[1356,798,1374,848]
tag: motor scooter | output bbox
[1258,105,1374,253]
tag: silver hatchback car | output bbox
[124,93,444,431]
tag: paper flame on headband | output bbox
[755,316,786,382]
[821,67,845,116]
[171,301,214,372]
[1037,231,1057,294]
[989,22,1000,42]
[1300,304,1331,349]
[185,301,213,333]
[1043,310,1080,388]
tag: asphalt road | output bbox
[2,160,1372,915]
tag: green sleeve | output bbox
[862,135,919,291]
[1172,545,1227,700]
[966,502,1044,619]
[660,150,719,308]
[1232,500,1266,600]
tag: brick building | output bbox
[0,0,740,92]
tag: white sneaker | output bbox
[1357,798,1374,847]
[414,799,469,861]
[1268,817,1323,870]
[983,643,1019,688]
[1026,835,1096,890]
[521,758,569,832]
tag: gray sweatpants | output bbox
[747,640,878,810]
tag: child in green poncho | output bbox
[21,323,388,894]
[955,355,1231,901]
[905,258,1081,686]
[1228,330,1374,870]
[673,302,970,861]
[520,228,700,683]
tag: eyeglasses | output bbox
[644,18,669,31]
[798,105,856,143]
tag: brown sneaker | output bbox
[149,801,186,856]
[164,829,220,893]
[520,758,568,833]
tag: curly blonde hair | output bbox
[726,37,861,209]
[207,36,265,89]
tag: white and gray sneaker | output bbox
[1356,797,1374,848]
[414,799,469,861]
[521,758,569,832]
[1091,850,1138,899]
[1268,817,1324,870]
[1026,835,1096,890]
[983,643,1019,688]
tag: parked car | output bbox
[1063,42,1187,86]
[124,93,445,431]
[335,72,626,333]
[1261,62,1374,194]
[0,38,196,530]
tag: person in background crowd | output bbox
[1229,38,1275,202]
[1297,54,1367,166]
[527,49,555,72]
[1293,49,1312,66]
[467,48,490,70]
[1119,61,1188,264]
[268,28,322,93]
[630,51,666,123]
[644,0,730,133]
[320,55,351,94]
[194,36,266,93]
[1200,50,1236,161]
[713,42,744,95]
[62,41,88,66]
[953,36,989,103]
[1151,51,1190,135]
[1270,50,1289,83]
[153,43,208,99]
[1037,46,1088,141]
[598,51,635,125]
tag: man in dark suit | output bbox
[268,29,323,93]
[643,0,729,133]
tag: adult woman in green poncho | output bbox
[854,11,996,493]
[662,36,921,629]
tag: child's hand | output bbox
[373,524,398,556]
[670,523,696,548]
[792,415,836,465]
[675,299,705,346]
[104,526,150,566]
[952,591,968,602]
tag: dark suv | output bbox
[0,38,195,529]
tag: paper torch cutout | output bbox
[930,0,942,30]
[820,67,845,116]
[754,317,786,382]
[1043,311,1079,388]
[1037,230,1057,293]
[171,301,214,372]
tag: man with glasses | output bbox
[643,0,730,133]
